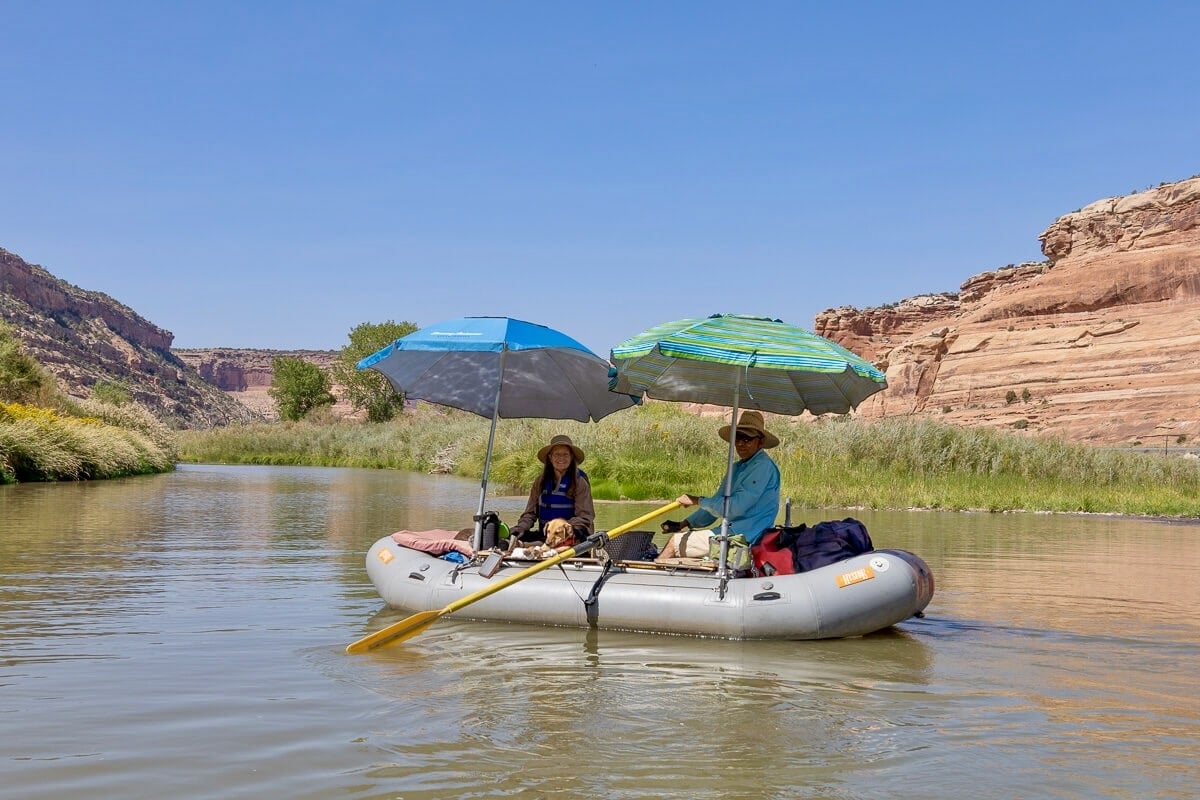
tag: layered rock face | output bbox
[1,249,259,428]
[175,348,345,419]
[8,176,1199,443]
[814,177,1200,444]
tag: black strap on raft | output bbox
[448,558,475,585]
[547,531,622,626]
[583,561,623,626]
[582,531,623,626]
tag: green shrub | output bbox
[331,320,417,422]
[91,380,132,406]
[269,357,335,421]
[0,322,58,405]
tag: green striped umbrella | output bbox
[610,314,886,582]
[609,314,886,416]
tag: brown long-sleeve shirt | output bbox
[510,469,595,541]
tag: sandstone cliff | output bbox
[814,176,1200,445]
[1,248,260,428]
[8,175,1200,444]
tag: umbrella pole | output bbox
[716,378,741,596]
[473,348,508,551]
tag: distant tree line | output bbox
[3,314,417,426]
[269,320,417,422]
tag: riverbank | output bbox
[176,403,1200,517]
[0,400,176,483]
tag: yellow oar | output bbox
[346,500,682,654]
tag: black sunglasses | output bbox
[735,432,761,443]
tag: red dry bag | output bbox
[751,529,796,576]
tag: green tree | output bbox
[92,380,132,406]
[333,320,418,422]
[0,322,53,404]
[269,357,335,421]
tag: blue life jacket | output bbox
[537,469,588,528]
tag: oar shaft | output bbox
[444,501,681,615]
[346,500,681,653]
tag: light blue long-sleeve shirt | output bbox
[684,448,780,544]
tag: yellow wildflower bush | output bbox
[0,400,175,483]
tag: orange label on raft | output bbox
[377,548,394,565]
[836,565,875,588]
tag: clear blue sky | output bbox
[3,1,1197,357]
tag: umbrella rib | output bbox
[412,352,491,416]
[406,353,454,396]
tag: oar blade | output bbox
[345,609,444,654]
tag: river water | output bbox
[2,464,1197,799]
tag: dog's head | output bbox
[544,518,573,548]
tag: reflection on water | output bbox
[2,464,1199,799]
[337,620,939,799]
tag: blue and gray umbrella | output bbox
[360,316,636,547]
[610,314,887,578]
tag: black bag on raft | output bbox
[773,517,874,573]
[477,511,503,550]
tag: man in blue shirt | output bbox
[657,410,781,559]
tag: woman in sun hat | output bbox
[508,434,594,547]
[656,410,781,560]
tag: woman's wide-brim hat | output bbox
[537,434,586,464]
[718,410,780,449]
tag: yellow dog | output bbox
[543,518,574,549]
[508,519,576,561]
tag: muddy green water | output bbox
[2,464,1197,799]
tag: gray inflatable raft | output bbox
[364,535,935,640]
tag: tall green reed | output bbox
[176,403,1200,516]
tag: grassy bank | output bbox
[177,403,1200,517]
[0,400,177,483]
